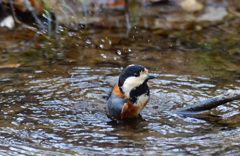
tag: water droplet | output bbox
[117,50,121,55]
[86,39,91,44]
[101,54,107,58]
[100,44,104,49]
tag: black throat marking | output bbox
[129,82,149,104]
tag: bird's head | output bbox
[118,64,155,98]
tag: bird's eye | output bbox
[133,72,140,77]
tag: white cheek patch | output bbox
[122,73,147,98]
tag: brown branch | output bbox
[174,90,240,115]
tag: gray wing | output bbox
[107,93,127,119]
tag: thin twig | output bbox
[125,0,131,36]
[10,0,22,24]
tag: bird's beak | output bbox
[146,74,155,80]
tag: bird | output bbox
[108,64,155,120]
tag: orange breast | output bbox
[120,96,149,119]
[112,83,150,119]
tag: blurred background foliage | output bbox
[1,0,240,32]
[0,0,240,74]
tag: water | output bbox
[0,57,239,155]
[1,3,240,155]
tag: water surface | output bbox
[0,3,240,155]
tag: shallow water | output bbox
[1,2,240,154]
[0,62,240,155]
